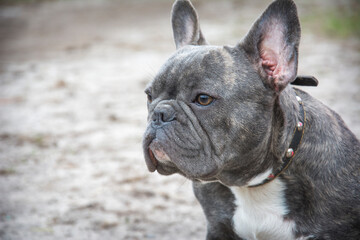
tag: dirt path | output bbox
[0,0,358,239]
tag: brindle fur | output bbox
[143,0,360,239]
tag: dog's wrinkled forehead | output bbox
[151,45,237,98]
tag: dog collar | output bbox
[249,91,306,188]
[291,75,318,87]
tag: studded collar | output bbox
[248,90,306,188]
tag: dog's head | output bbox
[143,0,301,186]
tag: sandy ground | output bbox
[0,0,358,239]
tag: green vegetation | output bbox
[301,5,360,38]
[324,10,360,38]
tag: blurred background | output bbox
[0,0,359,239]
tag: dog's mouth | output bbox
[143,137,179,175]
[143,132,157,172]
[144,143,159,172]
[148,148,158,170]
[145,143,220,181]
[143,132,220,179]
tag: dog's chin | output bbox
[144,139,179,175]
[149,147,186,176]
[155,163,179,176]
[145,141,219,180]
[156,160,219,181]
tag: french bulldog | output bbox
[142,0,360,239]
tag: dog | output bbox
[142,0,360,239]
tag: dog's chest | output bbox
[230,179,296,240]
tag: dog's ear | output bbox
[171,0,208,49]
[241,0,300,93]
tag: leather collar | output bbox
[248,90,306,188]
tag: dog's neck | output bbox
[277,87,304,158]
[216,86,305,187]
[248,87,305,187]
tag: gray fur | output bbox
[142,0,360,239]
[171,0,207,49]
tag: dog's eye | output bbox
[147,93,152,103]
[195,94,214,106]
[145,88,153,103]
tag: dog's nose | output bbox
[152,104,176,127]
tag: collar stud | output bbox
[296,96,302,104]
[286,148,295,158]
[296,122,303,131]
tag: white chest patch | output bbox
[230,179,296,240]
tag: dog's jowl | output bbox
[142,0,360,239]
